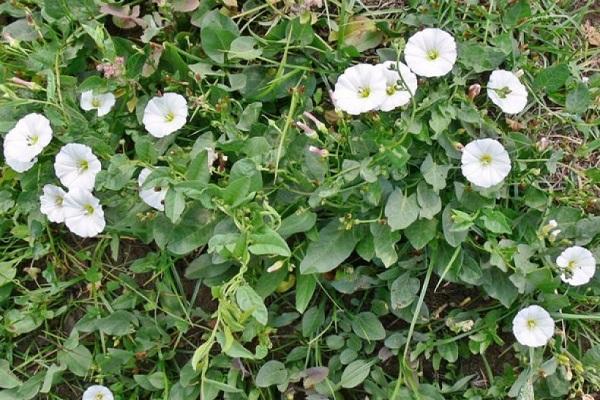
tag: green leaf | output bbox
[417,182,442,220]
[0,261,17,287]
[534,64,570,93]
[201,25,237,63]
[164,188,186,224]
[480,209,512,234]
[481,268,518,308]
[248,227,291,257]
[255,360,288,387]
[566,82,591,114]
[385,190,420,231]
[340,360,371,389]
[278,211,317,238]
[351,312,385,341]
[437,342,458,363]
[57,345,92,377]
[459,42,506,72]
[302,306,324,337]
[236,285,268,325]
[390,272,420,310]
[97,310,137,336]
[295,272,316,314]
[185,149,210,183]
[420,155,450,192]
[405,219,438,250]
[40,363,66,393]
[299,221,358,274]
[370,223,400,268]
[229,36,262,60]
[504,0,531,27]
[236,102,262,131]
[442,205,468,247]
[44,0,71,20]
[0,359,21,389]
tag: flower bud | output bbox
[467,83,481,100]
[308,146,329,157]
[295,121,317,138]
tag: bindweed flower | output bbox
[3,113,53,172]
[461,139,511,188]
[5,157,37,173]
[556,246,597,286]
[404,28,457,77]
[375,61,418,111]
[40,184,67,223]
[80,91,116,117]
[143,93,188,138]
[82,385,113,400]
[308,146,329,157]
[487,70,528,114]
[512,305,555,347]
[54,143,102,191]
[331,64,387,115]
[138,168,167,211]
[63,188,105,237]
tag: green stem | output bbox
[273,88,300,183]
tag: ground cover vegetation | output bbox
[0,0,600,399]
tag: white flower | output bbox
[63,189,105,238]
[3,113,53,171]
[556,246,596,286]
[40,184,67,223]
[54,143,101,190]
[461,138,511,188]
[143,93,188,138]
[512,305,555,347]
[82,385,113,400]
[80,90,116,117]
[5,156,37,173]
[404,28,457,77]
[487,70,528,114]
[138,168,167,211]
[331,64,387,115]
[376,61,418,111]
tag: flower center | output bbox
[55,196,63,206]
[480,154,493,166]
[27,135,39,145]
[165,112,175,122]
[78,159,89,171]
[386,85,397,96]
[83,204,95,215]
[426,49,440,61]
[358,87,371,98]
[92,98,101,108]
[527,319,537,329]
[95,394,104,400]
[567,260,577,271]
[154,186,162,192]
[495,86,512,99]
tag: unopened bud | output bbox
[536,137,550,152]
[454,142,464,151]
[267,260,285,273]
[468,83,481,100]
[303,111,328,134]
[308,146,329,157]
[296,121,317,138]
